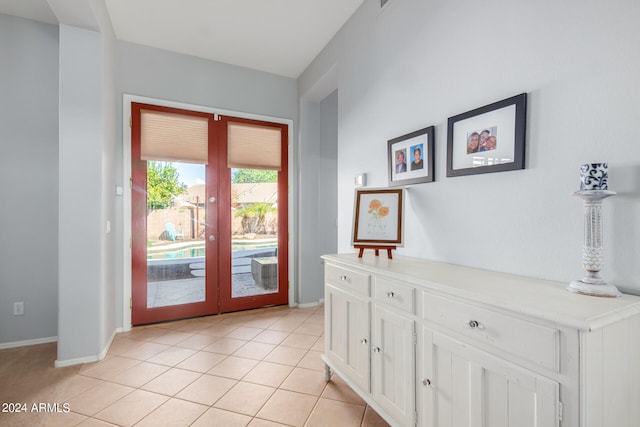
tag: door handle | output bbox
[209,235,216,241]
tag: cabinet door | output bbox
[325,284,371,391]
[372,305,415,426]
[419,327,559,427]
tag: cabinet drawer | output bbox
[374,277,415,314]
[422,292,559,372]
[325,263,370,296]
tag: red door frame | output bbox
[131,103,289,325]
[131,102,218,325]
[216,115,289,312]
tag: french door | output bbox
[131,103,288,325]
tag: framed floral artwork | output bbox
[352,188,404,246]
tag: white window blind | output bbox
[140,109,209,164]
[227,122,282,170]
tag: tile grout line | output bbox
[80,306,341,426]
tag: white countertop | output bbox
[322,253,640,331]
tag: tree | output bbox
[232,169,277,183]
[234,202,276,234]
[234,205,254,234]
[147,161,187,210]
[250,202,276,234]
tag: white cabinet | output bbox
[418,325,559,427]
[322,253,640,427]
[325,283,370,391]
[323,262,414,426]
[372,305,415,426]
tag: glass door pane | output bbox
[230,168,279,298]
[146,161,206,308]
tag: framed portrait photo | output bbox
[388,126,435,186]
[446,93,527,177]
[352,188,404,246]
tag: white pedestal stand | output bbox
[568,190,621,297]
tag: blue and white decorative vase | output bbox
[568,162,620,297]
[579,163,608,191]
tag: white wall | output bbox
[299,0,640,294]
[0,14,59,346]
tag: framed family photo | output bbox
[352,188,404,246]
[446,93,527,177]
[388,126,435,186]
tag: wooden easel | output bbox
[354,245,396,259]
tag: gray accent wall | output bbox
[114,41,300,327]
[0,10,298,356]
[316,90,338,299]
[57,24,107,363]
[1,5,118,363]
[92,0,118,365]
[115,41,298,324]
[56,0,118,364]
[298,90,338,305]
[0,14,59,345]
[116,41,298,121]
[299,0,640,294]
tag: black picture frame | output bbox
[388,126,435,186]
[446,93,527,177]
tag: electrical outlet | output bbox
[13,302,24,316]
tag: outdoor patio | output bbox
[146,245,278,308]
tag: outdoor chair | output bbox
[165,223,185,241]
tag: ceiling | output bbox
[0,0,365,78]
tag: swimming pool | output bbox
[147,240,277,260]
[147,246,206,260]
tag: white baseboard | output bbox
[297,300,324,308]
[98,329,119,360]
[55,354,99,367]
[55,328,122,368]
[0,336,57,350]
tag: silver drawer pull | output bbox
[421,378,431,387]
[373,346,381,353]
[467,320,484,330]
[361,338,368,345]
[387,291,396,298]
[340,275,348,281]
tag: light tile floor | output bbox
[0,305,390,427]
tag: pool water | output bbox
[147,247,206,260]
[147,242,277,260]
